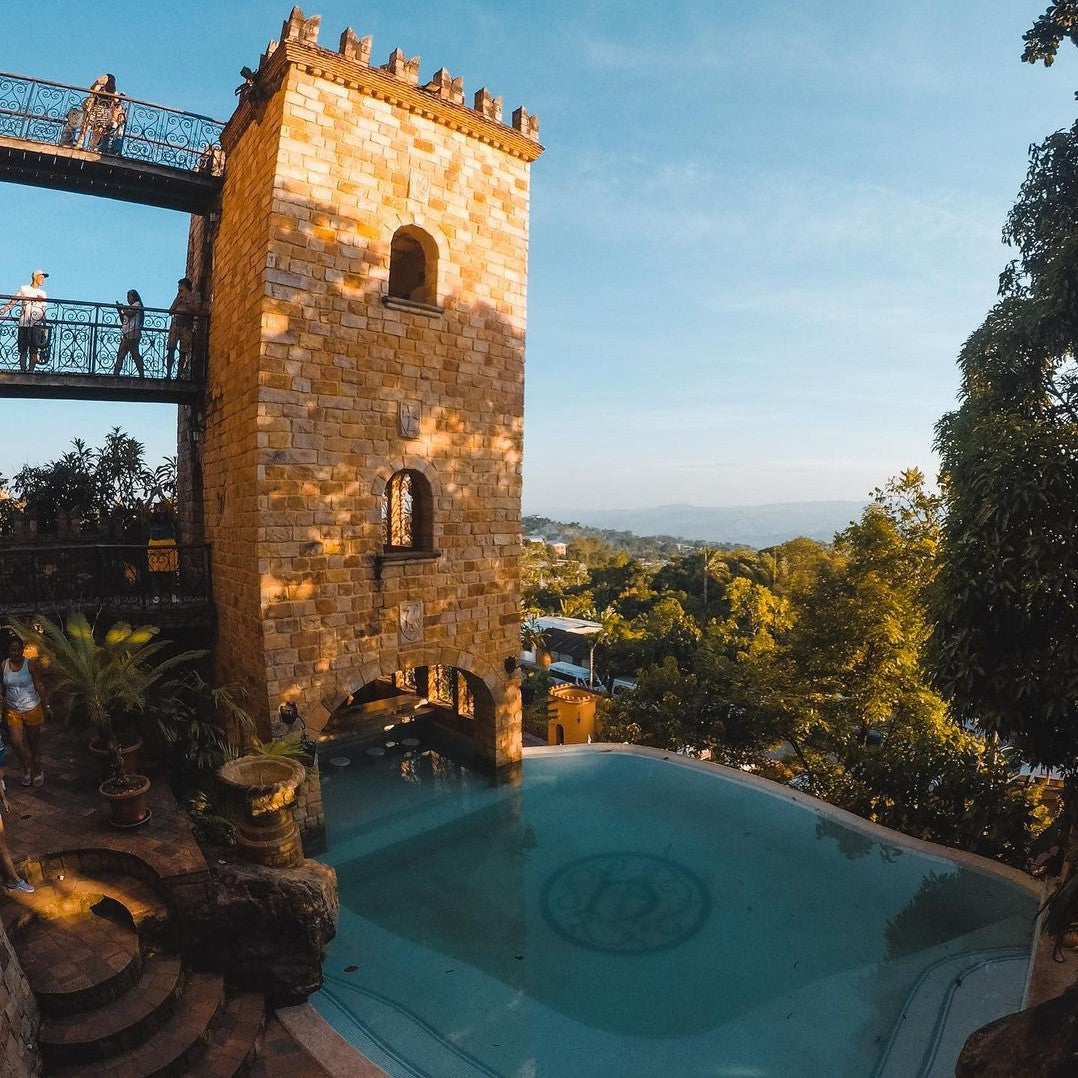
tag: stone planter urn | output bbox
[217,756,307,868]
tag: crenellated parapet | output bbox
[239,6,540,156]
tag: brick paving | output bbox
[250,1017,333,1078]
[39,953,182,1058]
[0,722,334,1076]
[2,724,208,897]
[15,904,140,1002]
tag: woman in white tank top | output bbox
[2,638,48,787]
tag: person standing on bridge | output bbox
[100,97,128,156]
[0,270,49,372]
[59,105,82,147]
[79,73,118,151]
[113,289,145,377]
[166,277,202,379]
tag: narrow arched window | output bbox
[388,226,439,306]
[381,469,432,551]
[428,665,475,719]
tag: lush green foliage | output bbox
[931,119,1078,778]
[153,671,254,790]
[1023,3,1078,65]
[527,471,1050,867]
[11,613,207,765]
[1,428,175,536]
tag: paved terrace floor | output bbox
[0,723,334,1077]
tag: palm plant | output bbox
[520,607,546,661]
[249,735,310,764]
[154,671,255,788]
[9,612,208,780]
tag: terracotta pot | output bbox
[99,774,150,828]
[89,735,142,779]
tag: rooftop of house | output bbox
[530,615,601,635]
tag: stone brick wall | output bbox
[0,919,41,1077]
[200,15,542,765]
[293,757,326,854]
[200,78,290,726]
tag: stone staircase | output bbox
[2,868,268,1078]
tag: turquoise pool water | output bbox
[312,745,1038,1078]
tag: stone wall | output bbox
[293,757,326,854]
[200,75,289,727]
[0,919,41,1077]
[200,11,542,765]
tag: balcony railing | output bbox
[0,543,212,614]
[0,296,205,381]
[0,71,225,175]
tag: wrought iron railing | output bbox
[0,295,206,381]
[0,543,212,613]
[0,71,225,175]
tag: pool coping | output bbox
[276,1002,391,1077]
[525,743,1044,897]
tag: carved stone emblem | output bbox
[398,400,421,439]
[399,601,424,644]
[408,171,430,203]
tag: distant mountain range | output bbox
[528,502,867,549]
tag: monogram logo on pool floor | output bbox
[540,852,710,954]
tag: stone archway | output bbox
[307,644,520,770]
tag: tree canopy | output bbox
[1,428,175,536]
[1023,3,1078,66]
[931,115,1078,777]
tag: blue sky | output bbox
[2,2,1077,514]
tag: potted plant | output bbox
[153,671,255,795]
[99,768,152,827]
[10,613,207,825]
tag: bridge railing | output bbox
[0,295,206,381]
[0,72,226,174]
[0,543,212,614]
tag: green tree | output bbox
[758,537,837,603]
[10,428,173,535]
[0,473,22,537]
[800,471,942,741]
[931,122,1078,781]
[700,545,729,609]
[831,725,1043,868]
[601,656,730,756]
[1023,3,1078,65]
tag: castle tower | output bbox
[198,7,542,766]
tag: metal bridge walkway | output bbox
[0,71,226,213]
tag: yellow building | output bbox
[546,683,603,745]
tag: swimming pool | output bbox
[312,744,1039,1078]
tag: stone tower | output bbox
[195,7,542,767]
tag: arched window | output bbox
[381,469,432,551]
[429,664,476,719]
[388,226,439,307]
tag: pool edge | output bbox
[523,743,1044,898]
[276,1001,392,1077]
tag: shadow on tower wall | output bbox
[195,174,528,767]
